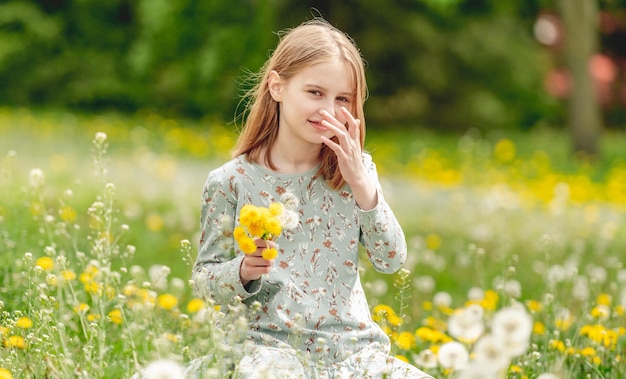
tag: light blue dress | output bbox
[191,153,433,379]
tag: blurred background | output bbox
[1,0,625,144]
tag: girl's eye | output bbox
[309,90,322,96]
[337,97,350,103]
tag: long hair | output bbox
[232,18,367,190]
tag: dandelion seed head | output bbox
[437,341,469,370]
[414,276,435,293]
[433,291,452,308]
[94,132,107,144]
[472,334,511,369]
[413,349,438,369]
[29,168,45,188]
[140,359,184,379]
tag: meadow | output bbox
[0,107,625,378]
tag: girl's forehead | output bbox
[293,58,354,93]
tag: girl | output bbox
[191,18,434,379]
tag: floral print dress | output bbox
[191,153,433,379]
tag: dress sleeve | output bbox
[357,154,408,274]
[191,169,262,304]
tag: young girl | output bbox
[191,18,433,379]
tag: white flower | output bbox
[94,132,107,144]
[490,304,532,357]
[437,341,469,370]
[278,209,300,230]
[149,264,171,291]
[413,275,435,293]
[471,334,511,370]
[413,349,438,369]
[280,192,299,209]
[456,361,500,379]
[433,291,452,308]
[448,305,485,342]
[29,168,45,188]
[467,287,484,301]
[139,359,184,379]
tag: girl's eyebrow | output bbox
[304,84,353,97]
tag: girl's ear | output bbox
[268,70,282,102]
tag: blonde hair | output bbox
[232,18,367,190]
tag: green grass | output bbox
[1,107,625,378]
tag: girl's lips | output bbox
[309,119,328,131]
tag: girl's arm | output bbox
[357,154,408,274]
[191,170,262,304]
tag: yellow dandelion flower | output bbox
[84,281,102,296]
[146,213,164,232]
[246,221,265,238]
[425,234,441,250]
[269,202,284,216]
[35,256,54,271]
[262,247,278,260]
[549,339,565,352]
[494,138,516,162]
[15,316,32,329]
[237,236,257,254]
[61,269,76,281]
[123,284,138,296]
[615,305,624,316]
[108,309,123,324]
[187,298,205,313]
[372,304,395,322]
[74,303,89,314]
[422,301,433,311]
[395,331,416,350]
[157,294,178,310]
[137,289,156,305]
[509,365,523,373]
[46,274,58,286]
[265,218,282,237]
[533,321,546,335]
[596,293,612,306]
[3,336,26,350]
[580,347,597,358]
[0,368,13,379]
[87,314,100,322]
[526,299,543,313]
[233,226,246,240]
[0,327,7,336]
[59,205,77,222]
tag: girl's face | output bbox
[269,57,355,148]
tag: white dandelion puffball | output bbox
[140,359,184,379]
[437,341,469,370]
[490,304,533,356]
[471,334,511,370]
[448,305,485,342]
[29,168,45,188]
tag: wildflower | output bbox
[395,331,416,350]
[108,309,123,324]
[0,368,13,379]
[448,305,485,342]
[235,203,285,256]
[3,336,26,349]
[139,359,185,379]
[471,334,510,370]
[29,168,45,188]
[494,138,516,162]
[437,341,469,370]
[186,298,205,314]
[433,291,452,309]
[15,316,33,329]
[94,132,107,144]
[59,205,77,222]
[74,303,89,314]
[157,294,178,310]
[490,304,532,357]
[413,349,438,369]
[35,256,54,271]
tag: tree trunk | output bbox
[556,0,602,157]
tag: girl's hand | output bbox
[320,107,377,210]
[240,239,275,286]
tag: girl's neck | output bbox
[262,143,320,175]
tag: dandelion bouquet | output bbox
[234,203,284,260]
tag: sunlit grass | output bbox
[1,108,625,378]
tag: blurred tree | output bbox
[555,0,602,157]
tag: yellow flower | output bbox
[425,234,441,250]
[157,294,178,310]
[494,138,516,162]
[0,368,13,379]
[108,309,123,324]
[395,331,416,350]
[15,316,32,329]
[395,354,410,363]
[549,339,565,352]
[533,321,546,335]
[262,247,278,260]
[61,269,77,282]
[526,299,543,313]
[59,205,77,222]
[596,293,612,306]
[87,314,101,322]
[269,202,284,216]
[236,203,285,253]
[187,298,205,313]
[35,256,54,271]
[74,303,89,314]
[237,236,257,254]
[3,336,26,350]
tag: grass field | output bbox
[1,107,625,378]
